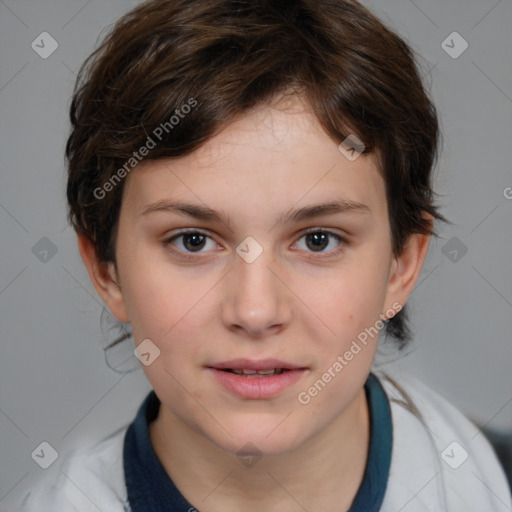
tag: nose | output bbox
[221,246,293,337]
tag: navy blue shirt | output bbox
[123,372,392,511]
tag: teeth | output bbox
[229,368,284,376]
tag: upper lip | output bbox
[208,358,306,371]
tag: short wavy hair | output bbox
[66,0,448,350]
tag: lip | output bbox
[208,358,304,371]
[206,359,308,399]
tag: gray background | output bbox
[1,0,511,508]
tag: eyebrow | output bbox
[141,199,371,226]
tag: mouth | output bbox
[207,358,308,399]
[216,368,290,377]
[208,358,306,374]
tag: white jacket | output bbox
[11,369,512,511]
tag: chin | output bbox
[206,418,307,459]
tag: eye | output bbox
[163,230,219,257]
[293,229,346,257]
[162,228,347,261]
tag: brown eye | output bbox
[293,229,346,257]
[164,230,218,257]
[305,232,330,252]
[181,233,207,252]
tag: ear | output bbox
[77,234,129,323]
[382,213,433,318]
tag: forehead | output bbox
[122,97,388,226]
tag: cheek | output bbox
[298,265,387,411]
[116,244,187,341]
[118,247,219,357]
[314,260,389,340]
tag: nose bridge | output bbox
[223,238,291,334]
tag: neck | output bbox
[149,387,370,511]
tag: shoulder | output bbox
[15,425,130,512]
[373,367,512,511]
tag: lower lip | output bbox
[208,368,306,399]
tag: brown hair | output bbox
[66,0,449,349]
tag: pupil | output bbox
[306,232,328,251]
[184,233,206,251]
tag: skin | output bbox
[79,94,431,511]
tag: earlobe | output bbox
[77,234,130,323]
[383,214,433,313]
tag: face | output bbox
[96,96,412,456]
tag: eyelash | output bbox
[162,228,348,261]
